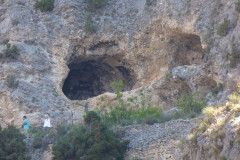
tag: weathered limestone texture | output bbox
[182,104,240,160]
[0,0,239,132]
[1,0,240,159]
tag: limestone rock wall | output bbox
[0,0,239,127]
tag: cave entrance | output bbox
[62,56,135,100]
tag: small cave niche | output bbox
[169,33,203,67]
[62,56,135,100]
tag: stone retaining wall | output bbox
[122,119,197,160]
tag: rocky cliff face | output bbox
[182,99,240,160]
[0,0,239,158]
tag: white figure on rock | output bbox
[43,114,51,131]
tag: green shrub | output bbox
[3,43,18,59]
[12,20,19,26]
[211,83,223,96]
[24,40,36,45]
[85,0,108,11]
[34,0,54,12]
[198,121,210,133]
[0,53,3,60]
[6,75,19,88]
[100,96,104,101]
[172,110,185,119]
[97,81,164,126]
[217,18,229,37]
[84,14,97,33]
[99,81,205,126]
[176,93,206,115]
[17,1,25,6]
[203,106,218,118]
[33,134,44,149]
[0,125,29,160]
[84,110,100,124]
[190,134,198,146]
[110,80,124,99]
[120,119,133,126]
[84,0,108,34]
[228,83,240,104]
[145,0,152,6]
[235,0,240,12]
[3,39,9,44]
[229,44,240,68]
[32,129,48,149]
[52,111,129,160]
[104,106,163,126]
[143,116,158,125]
[187,112,197,118]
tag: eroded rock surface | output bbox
[0,0,239,132]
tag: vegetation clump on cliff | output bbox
[6,75,19,89]
[0,125,29,160]
[97,81,165,126]
[52,111,128,160]
[0,43,18,61]
[84,0,108,33]
[175,93,206,118]
[229,44,240,68]
[181,83,240,159]
[96,81,207,126]
[34,0,54,12]
[235,0,240,12]
[217,18,229,37]
[84,14,97,33]
[85,0,108,11]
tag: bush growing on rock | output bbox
[34,0,54,12]
[29,127,56,150]
[3,43,18,59]
[176,93,206,116]
[143,116,158,125]
[183,83,240,159]
[145,0,153,6]
[0,125,29,160]
[217,18,229,37]
[84,14,97,33]
[84,0,108,34]
[32,130,47,149]
[229,44,240,68]
[52,111,129,160]
[97,81,165,126]
[6,75,19,88]
[85,0,108,11]
[98,81,207,126]
[211,83,223,96]
[100,102,164,126]
[235,0,240,12]
[0,53,3,61]
[0,43,18,63]
[228,83,240,104]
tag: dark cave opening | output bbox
[62,56,135,100]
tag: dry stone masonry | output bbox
[123,119,197,160]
